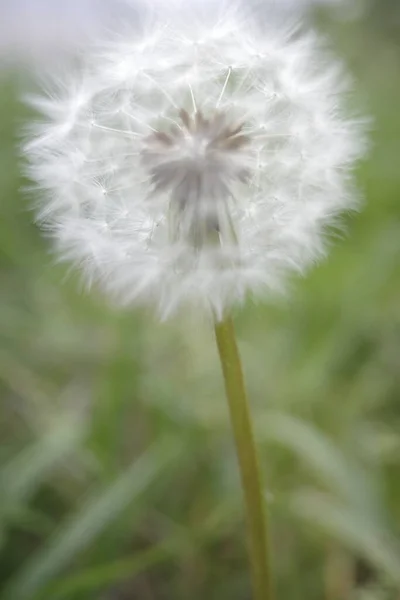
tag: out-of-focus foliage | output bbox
[363,0,400,41]
[0,5,400,599]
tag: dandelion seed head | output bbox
[25,2,367,318]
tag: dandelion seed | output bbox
[24,2,366,319]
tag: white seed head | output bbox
[24,3,367,318]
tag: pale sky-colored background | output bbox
[0,0,351,62]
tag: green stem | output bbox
[214,316,274,600]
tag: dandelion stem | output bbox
[214,316,274,600]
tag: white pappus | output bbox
[24,1,367,319]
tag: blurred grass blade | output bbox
[0,414,86,518]
[39,541,179,600]
[41,497,243,600]
[293,490,400,585]
[259,412,379,512]
[1,438,181,600]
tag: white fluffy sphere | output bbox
[25,3,366,318]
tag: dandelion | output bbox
[24,3,366,599]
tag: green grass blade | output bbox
[1,415,86,520]
[293,490,400,585]
[1,438,181,600]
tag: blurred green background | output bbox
[0,2,399,599]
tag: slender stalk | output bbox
[214,316,274,600]
[324,544,354,600]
